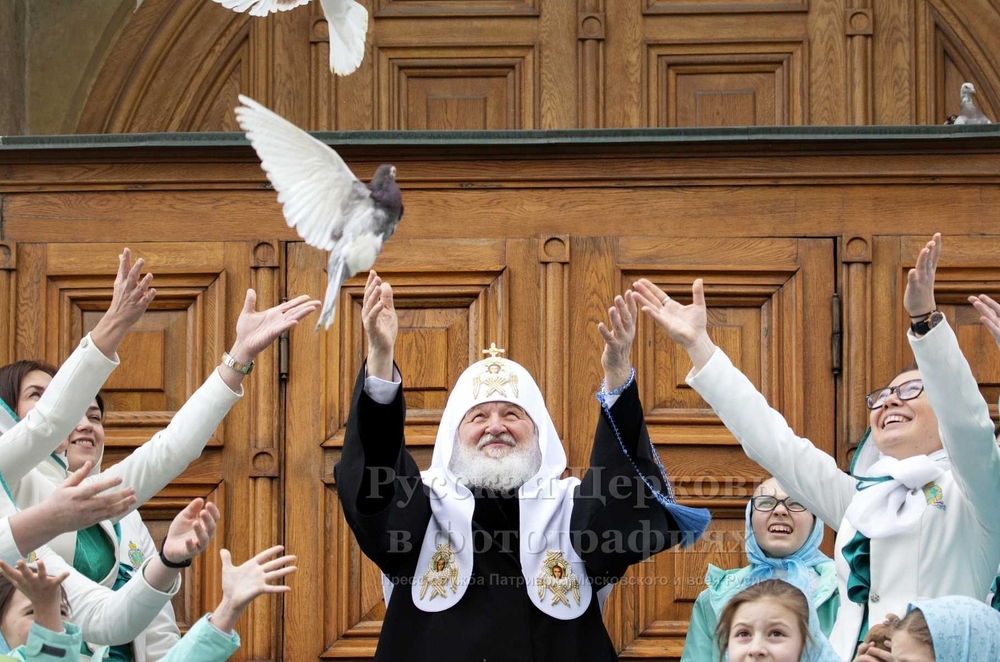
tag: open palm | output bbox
[633,278,708,346]
[234,290,320,360]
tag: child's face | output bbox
[889,630,936,662]
[726,599,805,662]
[1,590,70,649]
[751,479,815,559]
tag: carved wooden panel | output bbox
[376,46,538,130]
[643,0,808,13]
[68,0,1000,134]
[374,0,539,17]
[646,42,807,127]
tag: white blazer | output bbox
[12,368,241,660]
[0,335,182,646]
[686,320,1000,661]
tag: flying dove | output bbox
[953,82,992,125]
[235,95,404,330]
[210,0,368,76]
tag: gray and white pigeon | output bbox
[235,95,403,330]
[954,82,992,125]
[210,0,368,76]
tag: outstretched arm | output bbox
[6,462,135,557]
[335,271,430,579]
[633,278,855,529]
[907,235,1000,531]
[97,290,319,512]
[0,248,153,486]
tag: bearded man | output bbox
[335,271,709,661]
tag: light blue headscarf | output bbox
[742,500,830,597]
[909,595,1000,661]
[722,579,840,662]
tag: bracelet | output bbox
[221,351,254,375]
[908,310,934,320]
[158,537,193,569]
[595,367,636,405]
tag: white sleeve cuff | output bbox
[364,367,402,405]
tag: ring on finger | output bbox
[662,295,670,305]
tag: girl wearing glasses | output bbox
[681,478,838,662]
[633,233,1000,660]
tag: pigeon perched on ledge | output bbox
[235,95,403,330]
[211,0,368,76]
[953,82,992,125]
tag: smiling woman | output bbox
[635,233,1000,660]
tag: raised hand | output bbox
[969,294,1000,349]
[0,559,69,633]
[229,290,321,365]
[210,546,298,634]
[633,278,716,371]
[91,247,157,358]
[10,461,137,553]
[160,498,220,566]
[904,233,941,319]
[598,291,637,392]
[363,270,398,381]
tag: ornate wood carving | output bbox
[646,41,807,127]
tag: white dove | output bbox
[210,0,368,76]
[954,82,992,125]
[235,95,404,330]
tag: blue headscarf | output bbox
[722,579,840,662]
[909,595,1000,661]
[742,500,830,598]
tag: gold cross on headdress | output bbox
[482,343,505,359]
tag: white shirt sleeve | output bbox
[908,319,1000,532]
[96,369,242,516]
[364,367,402,405]
[0,333,118,487]
[686,347,855,529]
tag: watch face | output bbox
[928,311,944,328]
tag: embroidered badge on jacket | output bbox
[922,482,946,510]
[419,543,460,601]
[537,550,581,607]
[472,344,518,399]
[128,541,146,569]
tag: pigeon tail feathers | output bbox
[317,258,348,331]
[321,0,368,76]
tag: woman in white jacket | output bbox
[0,249,215,648]
[632,233,1000,661]
[0,289,319,662]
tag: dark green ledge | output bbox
[3,125,1000,158]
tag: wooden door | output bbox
[283,235,835,661]
[12,240,287,661]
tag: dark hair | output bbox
[714,579,813,662]
[0,572,71,626]
[0,360,104,418]
[892,607,934,649]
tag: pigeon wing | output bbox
[320,0,369,76]
[210,0,312,18]
[235,94,375,251]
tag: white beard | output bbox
[448,432,542,492]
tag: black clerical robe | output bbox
[334,365,682,661]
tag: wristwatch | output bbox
[221,351,254,375]
[910,310,944,336]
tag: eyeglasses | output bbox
[865,378,924,410]
[751,495,807,513]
